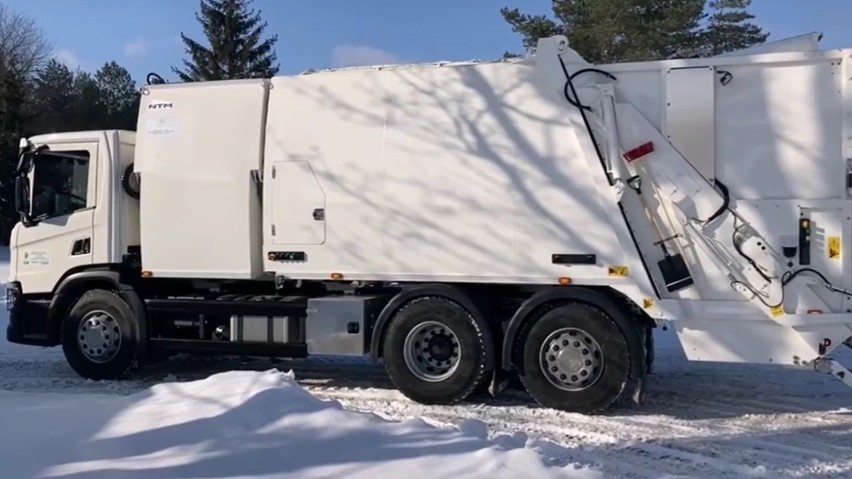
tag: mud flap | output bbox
[630,326,653,406]
[488,369,511,397]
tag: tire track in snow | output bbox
[1,349,850,478]
[308,387,753,478]
[290,353,852,479]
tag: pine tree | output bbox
[702,0,768,56]
[71,71,106,131]
[635,0,707,59]
[28,59,76,134]
[95,61,139,130]
[172,0,279,82]
[501,0,706,63]
[0,58,27,242]
[501,0,767,62]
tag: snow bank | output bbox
[0,369,600,479]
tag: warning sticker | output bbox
[770,305,784,318]
[608,266,629,277]
[828,236,841,260]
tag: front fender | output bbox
[50,269,148,358]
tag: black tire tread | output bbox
[61,289,139,381]
[517,301,632,414]
[383,296,490,405]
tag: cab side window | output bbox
[31,150,91,219]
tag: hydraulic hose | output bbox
[122,163,140,199]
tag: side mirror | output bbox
[14,175,33,225]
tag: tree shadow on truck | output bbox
[14,39,852,425]
[270,33,852,417]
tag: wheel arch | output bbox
[501,286,646,376]
[370,283,497,370]
[50,268,148,359]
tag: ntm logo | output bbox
[148,101,173,110]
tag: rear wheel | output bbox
[518,302,632,413]
[61,289,139,380]
[382,297,490,405]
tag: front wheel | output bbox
[61,289,140,380]
[518,302,632,414]
[382,297,491,405]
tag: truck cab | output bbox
[7,130,139,346]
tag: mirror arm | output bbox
[14,142,46,226]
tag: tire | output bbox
[518,301,632,414]
[382,296,490,405]
[61,289,140,380]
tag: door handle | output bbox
[72,238,90,256]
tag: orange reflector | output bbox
[623,141,654,163]
[330,272,344,281]
[141,270,153,278]
[558,277,572,285]
[807,309,823,315]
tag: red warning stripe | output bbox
[623,141,654,162]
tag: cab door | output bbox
[15,141,99,294]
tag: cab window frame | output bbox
[29,149,92,221]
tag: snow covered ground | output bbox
[2,247,851,478]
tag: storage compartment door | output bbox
[270,160,326,245]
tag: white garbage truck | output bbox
[6,33,852,413]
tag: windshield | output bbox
[30,151,90,219]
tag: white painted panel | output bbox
[665,66,716,182]
[262,61,643,285]
[135,79,269,279]
[714,60,843,200]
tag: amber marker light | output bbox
[331,272,344,281]
[558,277,572,285]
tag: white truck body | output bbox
[7,34,852,412]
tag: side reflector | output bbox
[624,141,654,163]
[141,270,153,278]
[330,272,344,281]
[558,277,572,285]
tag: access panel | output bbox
[269,160,327,245]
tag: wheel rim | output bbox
[403,320,461,382]
[77,310,122,364]
[539,327,604,392]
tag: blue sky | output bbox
[4,0,852,84]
